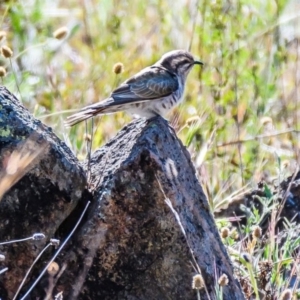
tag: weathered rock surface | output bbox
[0,87,244,299]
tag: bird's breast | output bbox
[126,77,184,118]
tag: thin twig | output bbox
[188,0,200,52]
[44,263,67,300]
[0,268,8,275]
[155,175,212,300]
[20,201,91,300]
[0,233,44,246]
[294,38,299,161]
[37,109,80,119]
[87,118,94,187]
[276,165,300,224]
[216,128,299,147]
[13,243,52,300]
[233,62,244,185]
[9,59,23,103]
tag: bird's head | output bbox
[156,50,203,78]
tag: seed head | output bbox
[50,238,60,247]
[282,160,290,169]
[47,261,60,276]
[113,62,124,74]
[1,45,13,58]
[260,116,273,126]
[230,228,239,240]
[53,26,69,40]
[252,225,262,239]
[32,233,46,240]
[241,252,252,264]
[192,274,204,290]
[280,289,292,300]
[221,227,229,239]
[186,116,201,127]
[84,133,92,142]
[0,31,7,42]
[218,274,229,286]
[0,66,6,77]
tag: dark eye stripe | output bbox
[180,59,189,65]
[176,59,192,70]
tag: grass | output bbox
[1,0,300,298]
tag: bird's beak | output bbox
[193,60,203,66]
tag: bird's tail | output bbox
[64,101,108,127]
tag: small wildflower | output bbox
[47,261,60,276]
[113,62,124,74]
[0,66,6,77]
[280,289,292,300]
[0,31,7,42]
[53,26,69,40]
[218,274,229,286]
[252,225,262,239]
[241,252,252,264]
[221,227,229,239]
[1,45,13,58]
[192,274,204,289]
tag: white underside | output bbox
[125,87,184,119]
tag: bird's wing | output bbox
[110,66,179,104]
[65,67,178,126]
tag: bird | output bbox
[65,50,203,127]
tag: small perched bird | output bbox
[65,50,203,126]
